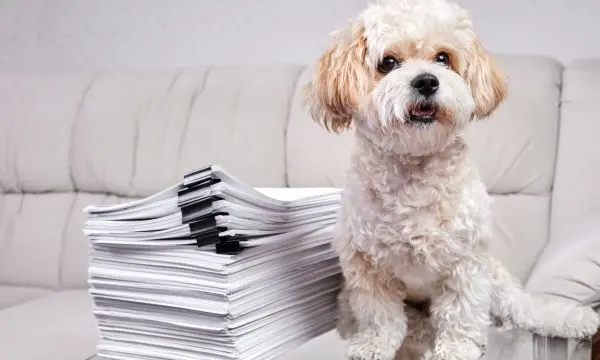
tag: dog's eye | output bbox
[434,52,450,67]
[377,56,400,74]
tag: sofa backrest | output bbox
[0,54,565,296]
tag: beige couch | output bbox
[0,55,599,360]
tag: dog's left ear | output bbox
[464,39,508,119]
[304,22,369,133]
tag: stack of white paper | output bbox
[83,165,343,360]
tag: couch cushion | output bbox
[0,193,74,288]
[0,192,135,290]
[550,59,600,237]
[526,210,600,303]
[0,286,51,310]
[462,55,562,196]
[0,72,92,193]
[0,66,304,197]
[0,290,99,360]
[489,194,550,282]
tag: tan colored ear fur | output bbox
[465,39,508,119]
[305,22,369,133]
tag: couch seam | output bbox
[177,68,210,176]
[549,65,565,194]
[57,192,78,289]
[5,108,20,192]
[0,192,4,235]
[0,194,25,266]
[163,69,183,181]
[69,74,101,191]
[0,288,56,311]
[128,107,142,193]
[283,66,305,187]
[166,69,183,94]
[0,193,8,255]
[546,64,566,244]
[0,193,5,267]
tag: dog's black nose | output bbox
[411,73,439,97]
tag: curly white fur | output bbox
[304,0,600,359]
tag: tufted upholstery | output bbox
[0,66,305,195]
[1,55,599,360]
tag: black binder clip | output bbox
[216,240,242,255]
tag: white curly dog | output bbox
[304,0,600,359]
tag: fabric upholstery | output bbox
[550,59,600,238]
[526,211,600,302]
[462,56,562,196]
[0,290,98,360]
[0,193,76,288]
[0,286,51,310]
[0,193,136,291]
[0,66,303,197]
[0,72,91,193]
[286,65,357,188]
[489,195,550,282]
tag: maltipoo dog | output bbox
[304,0,600,359]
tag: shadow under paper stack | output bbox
[82,164,343,360]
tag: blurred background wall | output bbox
[0,0,598,72]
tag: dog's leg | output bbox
[341,252,408,360]
[430,260,490,360]
[395,303,435,360]
[346,284,408,360]
[337,282,358,340]
[488,257,600,338]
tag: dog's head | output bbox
[306,0,507,155]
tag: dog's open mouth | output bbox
[408,102,437,124]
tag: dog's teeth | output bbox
[411,109,435,117]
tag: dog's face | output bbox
[306,0,507,155]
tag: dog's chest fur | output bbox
[339,136,491,300]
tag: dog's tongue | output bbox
[411,104,435,117]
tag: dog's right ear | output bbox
[304,22,369,133]
[464,38,508,119]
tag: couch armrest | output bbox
[500,290,600,360]
[583,291,600,312]
[531,289,599,360]
[525,211,600,304]
[550,59,600,238]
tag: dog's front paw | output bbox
[564,306,600,338]
[432,337,485,360]
[346,334,398,360]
